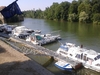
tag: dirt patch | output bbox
[0,45,6,53]
[0,39,54,75]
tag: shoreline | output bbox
[0,39,54,75]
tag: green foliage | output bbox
[98,22,100,25]
[68,13,78,22]
[44,1,70,21]
[23,0,100,24]
[55,5,62,20]
[69,1,78,14]
[78,2,92,22]
[79,11,89,23]
[93,13,100,21]
[93,13,100,25]
[78,3,86,14]
[60,1,70,20]
[23,9,43,19]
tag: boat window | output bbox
[75,54,81,59]
[31,33,35,36]
[87,58,93,65]
[97,55,100,59]
[94,57,97,61]
[83,54,87,61]
[70,54,72,56]
[60,45,68,51]
[94,55,100,60]
[36,35,42,40]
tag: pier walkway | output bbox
[0,33,82,69]
[0,35,54,75]
[10,36,82,69]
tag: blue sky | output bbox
[0,0,73,11]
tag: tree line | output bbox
[23,0,100,25]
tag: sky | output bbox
[0,0,73,11]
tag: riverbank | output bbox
[0,39,54,75]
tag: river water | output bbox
[9,18,100,75]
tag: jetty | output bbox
[0,32,82,70]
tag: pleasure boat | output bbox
[56,43,75,57]
[0,24,15,34]
[26,33,61,45]
[55,60,72,71]
[12,26,34,39]
[56,42,100,72]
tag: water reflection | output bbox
[77,68,100,75]
[45,20,100,52]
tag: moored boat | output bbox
[0,24,16,34]
[26,33,61,45]
[12,26,34,39]
[55,60,73,71]
[56,42,100,72]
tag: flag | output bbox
[0,0,22,19]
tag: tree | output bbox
[92,4,100,13]
[69,0,78,14]
[60,1,70,21]
[44,2,59,20]
[68,13,78,22]
[91,0,100,13]
[78,3,85,14]
[68,0,78,22]
[55,5,62,20]
[79,11,89,23]
[44,7,50,19]
[93,13,100,25]
[44,1,70,21]
[78,2,92,22]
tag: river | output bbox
[8,18,100,75]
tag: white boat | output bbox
[34,29,41,33]
[56,43,75,57]
[55,60,72,71]
[0,24,15,34]
[56,42,100,72]
[12,26,34,39]
[26,33,61,45]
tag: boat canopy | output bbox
[60,45,69,51]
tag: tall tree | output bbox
[79,11,89,23]
[55,5,62,20]
[69,0,78,14]
[60,1,70,20]
[78,3,85,14]
[68,0,78,22]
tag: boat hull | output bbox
[55,61,72,71]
